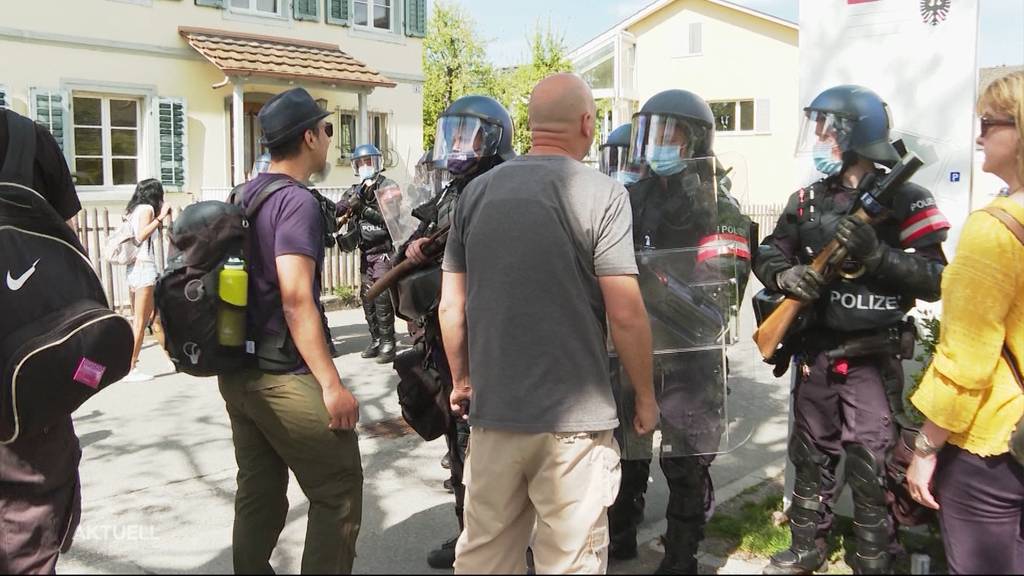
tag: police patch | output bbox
[920,0,951,26]
[901,207,950,246]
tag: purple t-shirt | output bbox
[244,173,330,373]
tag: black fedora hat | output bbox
[259,87,331,148]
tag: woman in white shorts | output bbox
[124,179,172,382]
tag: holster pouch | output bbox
[394,341,451,441]
[256,330,302,374]
[899,317,917,360]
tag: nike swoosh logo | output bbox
[7,259,40,291]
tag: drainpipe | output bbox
[358,91,370,146]
[232,81,245,186]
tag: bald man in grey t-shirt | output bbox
[439,74,657,574]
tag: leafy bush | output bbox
[332,285,361,308]
[904,313,941,426]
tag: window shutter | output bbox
[294,0,320,21]
[157,97,188,189]
[688,23,702,55]
[326,0,349,25]
[404,0,426,38]
[30,89,68,152]
[195,0,224,7]
[754,98,771,133]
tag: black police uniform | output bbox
[339,174,398,362]
[610,164,753,574]
[755,174,948,574]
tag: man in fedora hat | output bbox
[216,87,363,574]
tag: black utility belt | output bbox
[798,321,915,361]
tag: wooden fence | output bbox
[73,206,362,313]
[745,203,783,243]
[73,199,786,312]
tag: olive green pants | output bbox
[218,371,363,574]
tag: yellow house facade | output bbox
[571,0,799,205]
[1,0,427,210]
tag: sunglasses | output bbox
[323,122,334,139]
[980,116,1016,137]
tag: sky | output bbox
[451,0,1024,69]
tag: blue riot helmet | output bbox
[797,85,901,175]
[432,95,515,177]
[600,123,632,176]
[351,143,383,181]
[628,89,715,177]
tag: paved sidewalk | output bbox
[59,305,791,574]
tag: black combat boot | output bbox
[763,521,826,575]
[360,279,380,358]
[426,535,458,569]
[766,433,831,575]
[375,293,397,364]
[846,444,893,575]
[609,459,650,561]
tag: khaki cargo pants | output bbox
[218,370,363,574]
[454,427,621,574]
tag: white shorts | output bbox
[126,260,159,290]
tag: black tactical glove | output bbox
[776,265,826,302]
[832,215,884,272]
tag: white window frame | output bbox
[353,0,396,33]
[71,93,145,191]
[336,109,393,166]
[673,22,703,59]
[709,99,757,135]
[228,0,286,18]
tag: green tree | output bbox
[495,23,575,154]
[422,1,494,151]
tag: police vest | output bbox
[792,177,949,332]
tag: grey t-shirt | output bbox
[442,155,638,433]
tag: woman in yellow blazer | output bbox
[907,71,1024,575]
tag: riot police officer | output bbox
[600,122,645,185]
[338,143,400,364]
[754,85,949,575]
[389,95,515,569]
[607,90,753,574]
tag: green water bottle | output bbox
[217,257,248,347]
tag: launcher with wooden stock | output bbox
[365,225,450,301]
[752,151,924,361]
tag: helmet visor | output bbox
[432,116,502,169]
[599,144,631,177]
[351,153,382,177]
[796,110,857,158]
[628,114,708,177]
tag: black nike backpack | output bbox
[0,112,133,444]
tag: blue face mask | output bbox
[616,169,641,186]
[646,145,687,176]
[813,143,842,176]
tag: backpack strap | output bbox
[0,111,37,187]
[981,206,1024,393]
[227,176,300,221]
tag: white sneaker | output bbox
[122,370,154,383]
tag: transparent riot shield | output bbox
[612,155,753,458]
[377,178,433,249]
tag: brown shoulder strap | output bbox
[982,206,1024,392]
[981,206,1024,246]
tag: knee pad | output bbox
[662,457,711,521]
[789,431,828,518]
[845,443,887,507]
